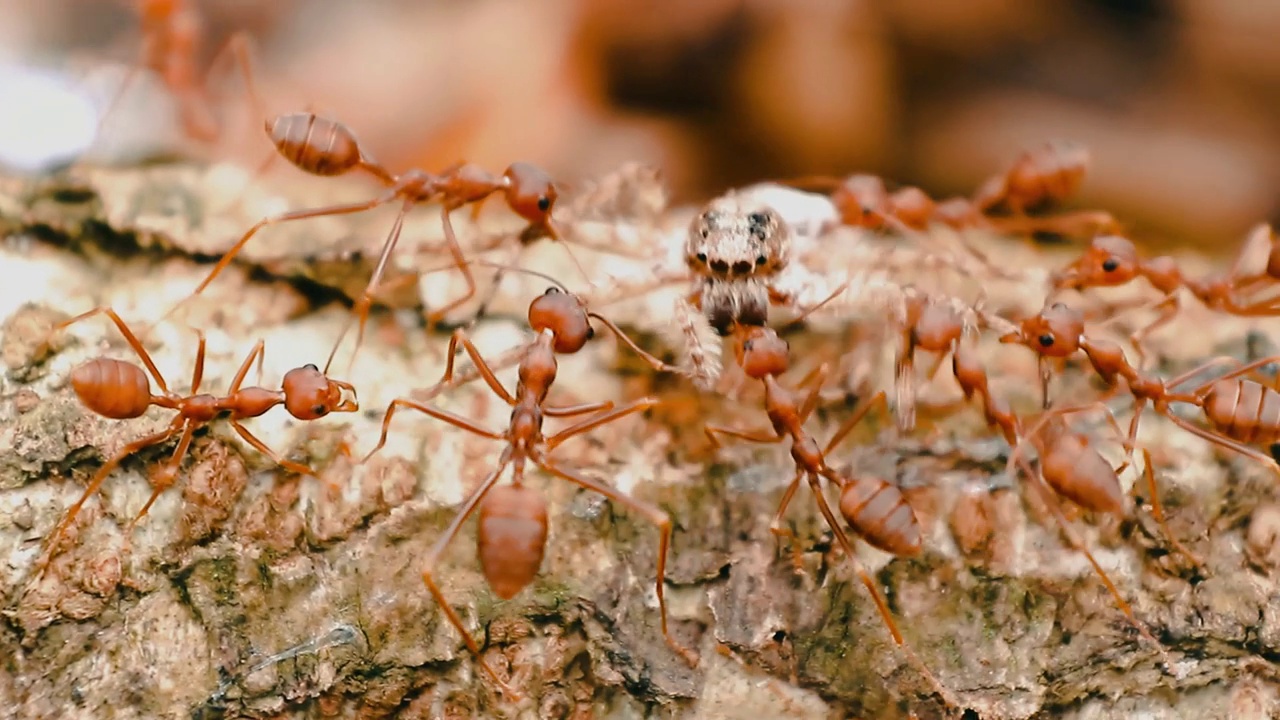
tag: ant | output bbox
[154,111,605,374]
[891,286,986,432]
[951,337,1202,568]
[360,270,693,701]
[1049,225,1280,363]
[92,0,265,151]
[971,140,1117,237]
[34,306,358,576]
[703,323,957,707]
[1000,301,1280,479]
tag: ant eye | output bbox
[312,405,327,416]
[1050,302,1066,310]
[537,196,551,212]
[1101,258,1119,272]
[755,255,767,265]
[544,286,560,295]
[586,326,595,340]
[696,252,707,263]
[304,363,318,371]
[1038,334,1055,347]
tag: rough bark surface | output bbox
[0,164,1277,720]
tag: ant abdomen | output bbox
[267,113,362,177]
[1039,431,1124,516]
[838,475,922,557]
[71,358,152,419]
[477,485,549,599]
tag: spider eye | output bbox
[748,212,767,225]
[756,255,767,265]
[1038,334,1055,347]
[696,252,707,263]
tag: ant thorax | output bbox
[685,194,791,334]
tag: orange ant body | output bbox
[37,306,357,574]
[96,0,263,148]
[704,324,955,706]
[361,277,692,700]
[158,111,580,373]
[971,140,1116,235]
[1050,226,1280,359]
[1001,301,1280,478]
[891,287,984,432]
[951,342,1188,660]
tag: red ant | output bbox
[93,0,264,150]
[891,286,986,432]
[154,111,607,374]
[35,306,358,576]
[971,140,1117,236]
[1000,301,1280,479]
[360,271,692,701]
[1049,225,1280,363]
[703,323,956,707]
[951,345,1187,664]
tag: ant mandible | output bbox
[35,306,357,577]
[704,323,957,707]
[361,271,693,701]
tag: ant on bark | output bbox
[155,111,618,375]
[1049,225,1280,364]
[361,267,692,701]
[34,306,357,577]
[704,322,957,708]
[1001,301,1280,479]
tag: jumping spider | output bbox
[685,193,793,334]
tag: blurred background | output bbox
[3,0,1280,250]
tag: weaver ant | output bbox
[155,111,607,373]
[971,140,1117,237]
[361,270,692,701]
[1049,225,1280,363]
[91,0,265,151]
[35,306,357,576]
[704,323,956,707]
[1001,301,1280,479]
[891,286,985,432]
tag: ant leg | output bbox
[796,363,831,422]
[230,421,318,478]
[769,469,807,573]
[1128,296,1180,370]
[34,422,182,579]
[434,328,516,404]
[363,398,504,463]
[325,198,418,375]
[201,31,267,134]
[803,472,956,706]
[894,336,918,432]
[824,390,888,456]
[536,457,699,666]
[545,398,659,452]
[1137,449,1203,568]
[1175,354,1280,394]
[587,312,680,373]
[424,206,479,327]
[543,400,615,418]
[189,329,207,393]
[158,188,403,327]
[1164,413,1280,477]
[223,339,266,393]
[411,343,525,405]
[419,460,523,701]
[1010,453,1172,669]
[132,422,198,528]
[704,425,785,450]
[53,306,173,393]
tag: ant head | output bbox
[528,286,593,353]
[735,325,789,378]
[281,363,359,420]
[504,162,558,226]
[1060,234,1138,289]
[831,174,887,224]
[1009,302,1085,356]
